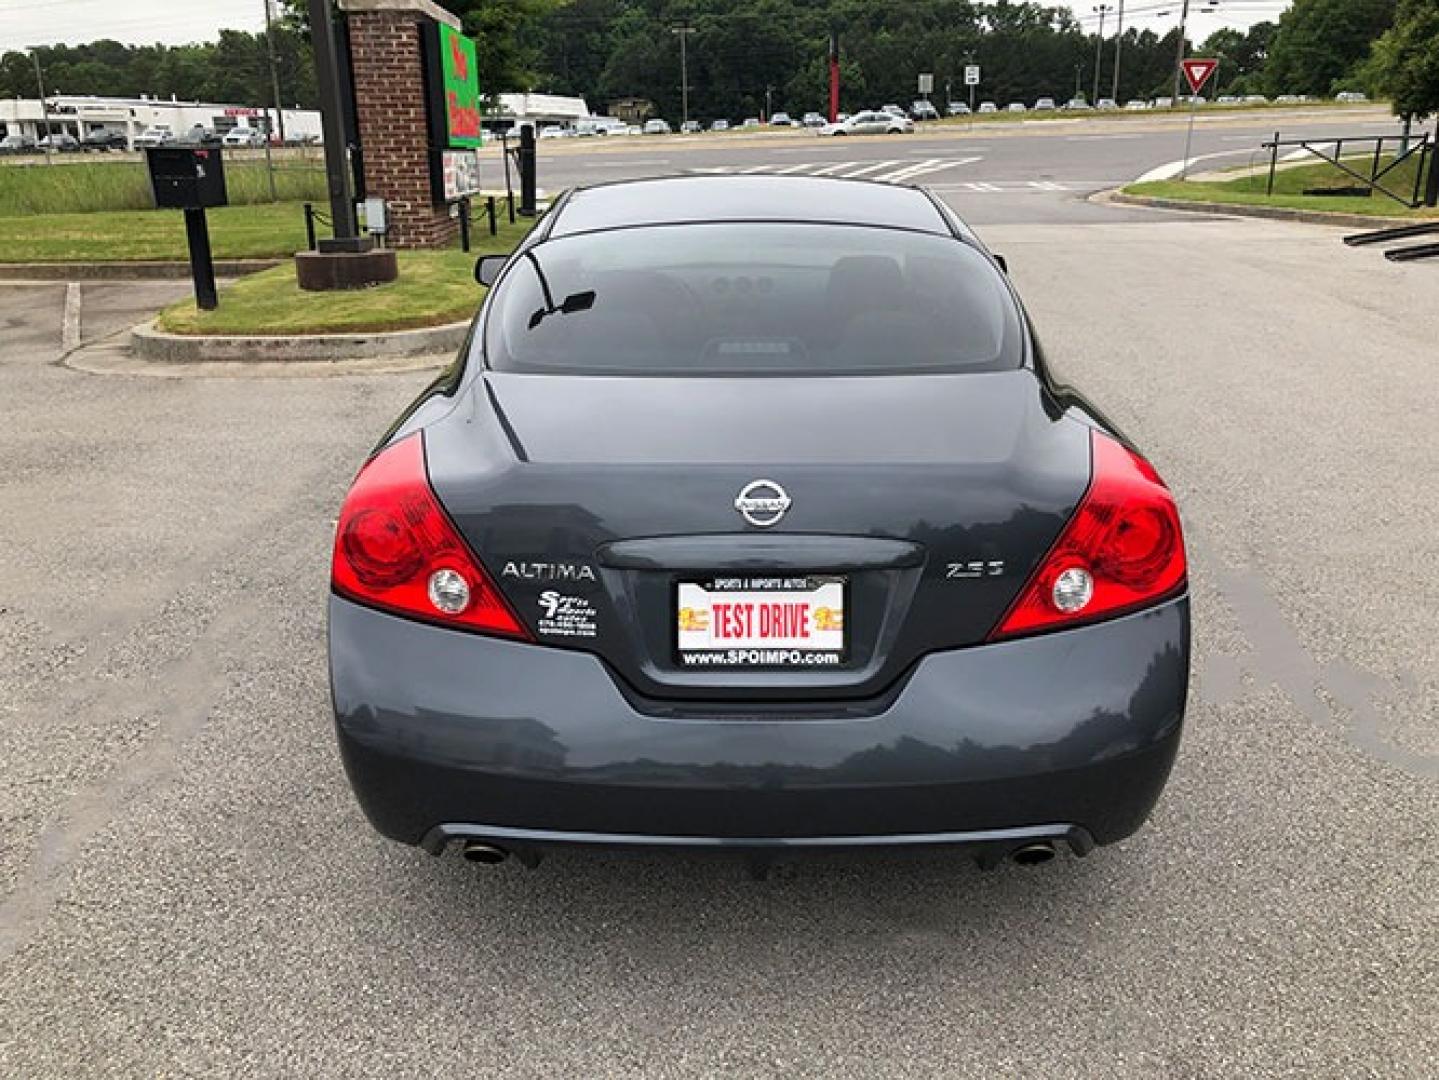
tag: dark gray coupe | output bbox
[329,176,1189,871]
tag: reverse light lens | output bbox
[1051,566,1094,613]
[331,434,528,639]
[427,568,471,614]
[991,431,1186,640]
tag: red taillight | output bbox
[990,431,1186,640]
[331,434,529,639]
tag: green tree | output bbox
[1264,0,1396,97]
[1365,0,1439,119]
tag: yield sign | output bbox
[1182,58,1219,95]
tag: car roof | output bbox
[547,175,953,238]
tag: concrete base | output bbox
[294,248,399,291]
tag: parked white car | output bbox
[222,128,264,147]
[134,125,174,149]
[643,119,672,135]
[821,110,914,136]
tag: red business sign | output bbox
[1182,59,1219,94]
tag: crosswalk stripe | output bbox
[874,157,946,182]
[740,164,776,174]
[880,156,982,184]
[966,182,1000,192]
[839,160,902,178]
[773,162,818,174]
[807,161,859,176]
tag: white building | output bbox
[0,94,323,147]
[488,92,592,127]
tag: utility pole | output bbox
[1110,0,1125,104]
[1092,5,1111,107]
[31,50,52,165]
[1171,0,1192,104]
[764,84,773,123]
[671,25,694,127]
[263,0,287,143]
[829,32,841,123]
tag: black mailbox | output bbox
[146,147,228,209]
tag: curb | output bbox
[65,335,449,379]
[0,259,284,281]
[129,317,470,363]
[1106,190,1423,230]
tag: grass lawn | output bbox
[0,155,326,215]
[0,201,321,261]
[1126,154,1439,219]
[157,217,533,335]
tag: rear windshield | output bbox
[483,223,1022,376]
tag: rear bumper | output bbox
[329,595,1189,852]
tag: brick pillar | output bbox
[340,0,459,249]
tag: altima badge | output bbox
[734,479,792,528]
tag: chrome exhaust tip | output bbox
[460,841,509,865]
[1010,841,1057,866]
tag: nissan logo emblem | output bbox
[734,479,792,528]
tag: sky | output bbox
[1,0,1291,51]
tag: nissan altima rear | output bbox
[328,176,1189,870]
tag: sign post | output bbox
[1179,58,1218,180]
[965,64,980,122]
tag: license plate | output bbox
[675,576,846,668]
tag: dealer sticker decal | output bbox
[537,590,598,638]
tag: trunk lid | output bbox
[424,372,1090,703]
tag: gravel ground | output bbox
[0,213,1435,1078]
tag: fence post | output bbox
[1267,132,1279,196]
[458,197,471,253]
[486,195,497,235]
[1425,137,1439,208]
[303,202,317,251]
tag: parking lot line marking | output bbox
[62,283,81,352]
[839,160,902,178]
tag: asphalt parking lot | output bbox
[1,191,1437,1073]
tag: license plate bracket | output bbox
[675,575,848,669]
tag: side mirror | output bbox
[475,254,507,287]
[993,253,1008,274]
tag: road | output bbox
[1,113,1437,1077]
[510,105,1429,225]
